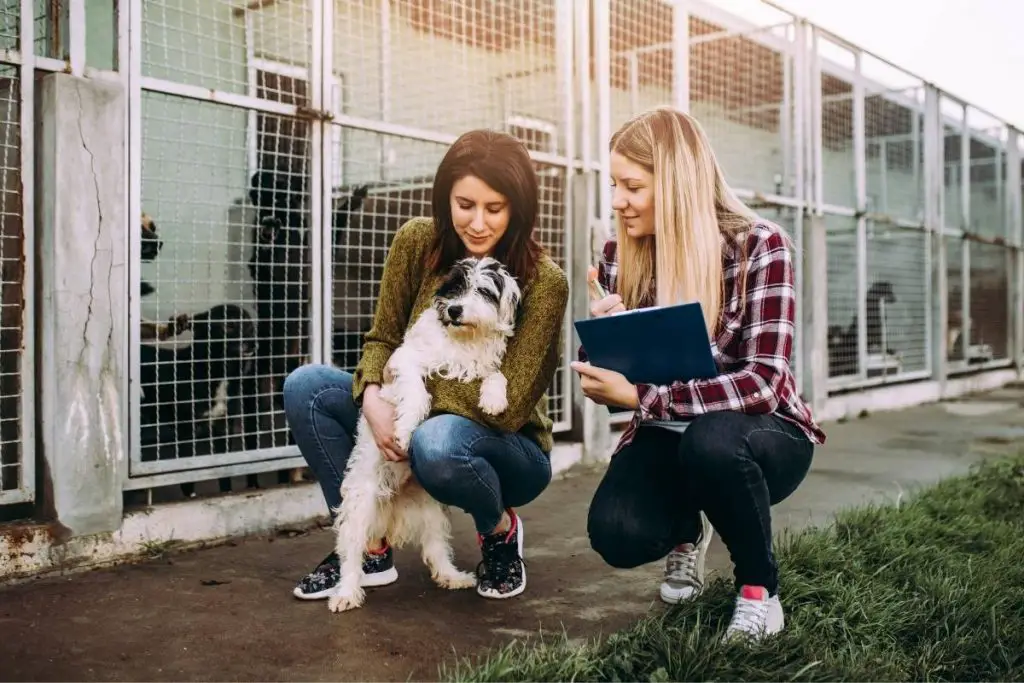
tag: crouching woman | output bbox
[573,107,826,643]
[283,129,568,602]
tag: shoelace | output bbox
[665,546,699,586]
[728,597,769,634]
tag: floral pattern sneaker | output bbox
[476,510,526,599]
[292,545,398,600]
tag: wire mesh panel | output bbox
[864,224,929,378]
[946,236,966,364]
[863,56,925,224]
[0,4,15,51]
[817,37,856,210]
[968,241,1011,363]
[607,0,673,132]
[328,0,573,431]
[825,215,859,382]
[0,55,32,505]
[133,0,319,477]
[942,98,965,231]
[32,0,67,59]
[363,1,565,153]
[690,13,798,197]
[328,134,446,376]
[966,107,1006,241]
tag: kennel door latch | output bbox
[296,106,335,122]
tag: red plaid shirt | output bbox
[579,221,826,454]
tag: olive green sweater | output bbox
[351,217,569,452]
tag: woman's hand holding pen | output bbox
[574,265,638,410]
[587,265,625,318]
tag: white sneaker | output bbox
[722,585,785,643]
[659,511,714,604]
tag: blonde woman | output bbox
[571,106,826,643]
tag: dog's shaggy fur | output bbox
[327,256,522,613]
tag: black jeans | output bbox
[587,411,814,595]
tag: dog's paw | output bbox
[433,569,477,590]
[393,430,411,453]
[327,588,365,613]
[478,373,509,415]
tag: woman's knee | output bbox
[408,414,476,491]
[283,365,351,413]
[587,496,670,569]
[677,412,752,475]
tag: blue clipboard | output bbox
[573,301,719,388]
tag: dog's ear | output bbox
[345,185,370,214]
[250,170,285,208]
[248,172,264,206]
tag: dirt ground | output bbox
[2,383,1023,682]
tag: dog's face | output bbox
[249,171,303,218]
[433,257,521,336]
[190,304,258,370]
[140,213,163,262]
[258,216,284,245]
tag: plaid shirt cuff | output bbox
[637,382,692,421]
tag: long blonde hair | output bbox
[610,106,761,336]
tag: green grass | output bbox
[442,455,1024,682]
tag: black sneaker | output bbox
[476,510,526,599]
[292,545,398,600]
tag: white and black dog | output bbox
[328,256,522,613]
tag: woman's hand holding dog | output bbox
[363,385,407,461]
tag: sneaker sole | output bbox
[659,583,702,604]
[292,566,399,600]
[477,517,526,600]
[658,512,714,605]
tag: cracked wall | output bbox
[36,73,127,537]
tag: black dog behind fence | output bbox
[135,175,370,499]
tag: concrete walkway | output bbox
[2,384,1023,682]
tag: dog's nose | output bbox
[447,305,463,321]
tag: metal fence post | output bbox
[1008,129,1024,375]
[924,85,948,386]
[575,0,611,464]
[853,48,868,384]
[797,21,828,414]
[673,0,690,114]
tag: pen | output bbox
[587,265,608,301]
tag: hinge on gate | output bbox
[296,106,335,122]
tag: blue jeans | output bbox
[282,364,553,534]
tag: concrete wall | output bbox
[36,73,127,536]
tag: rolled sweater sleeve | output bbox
[351,218,428,405]
[432,260,569,433]
[635,229,796,421]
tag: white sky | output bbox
[703,0,1024,130]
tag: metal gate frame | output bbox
[316,0,578,436]
[0,0,37,506]
[125,0,578,489]
[125,0,322,487]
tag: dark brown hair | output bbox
[427,129,544,283]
